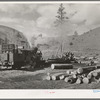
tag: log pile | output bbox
[44,65,100,84]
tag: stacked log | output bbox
[46,76,52,80]
[59,74,69,80]
[51,72,66,80]
[73,70,78,75]
[76,77,83,84]
[83,77,90,84]
[77,67,96,75]
[87,73,92,79]
[67,77,77,84]
[66,70,72,75]
[44,64,100,84]
[64,76,77,84]
[81,74,87,78]
[72,74,77,78]
[91,77,98,82]
[64,77,71,82]
[51,64,73,69]
[77,68,83,74]
[92,72,98,77]
[95,65,100,69]
[59,75,65,80]
[45,73,52,80]
[89,69,100,79]
[82,69,100,83]
[83,67,96,73]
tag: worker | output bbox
[30,54,36,70]
[90,60,94,66]
[29,47,37,70]
[35,50,43,68]
[30,47,43,69]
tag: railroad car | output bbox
[0,44,45,69]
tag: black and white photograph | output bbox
[0,1,100,91]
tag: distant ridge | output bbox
[0,25,30,49]
[32,26,100,59]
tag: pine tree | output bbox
[54,3,68,26]
[54,3,69,56]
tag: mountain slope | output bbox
[0,25,30,49]
[32,27,100,59]
[68,27,100,54]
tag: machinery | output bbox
[0,44,45,69]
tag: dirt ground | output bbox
[0,63,100,89]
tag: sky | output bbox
[0,3,100,45]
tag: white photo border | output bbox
[0,1,99,99]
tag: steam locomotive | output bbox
[0,44,45,69]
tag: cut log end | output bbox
[66,70,71,75]
[65,77,76,84]
[59,75,65,80]
[87,75,92,80]
[92,72,98,77]
[45,76,51,80]
[76,78,82,84]
[72,74,77,78]
[83,77,90,84]
[64,77,70,82]
[51,76,56,80]
[51,64,55,69]
[73,70,78,75]
[77,68,83,74]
